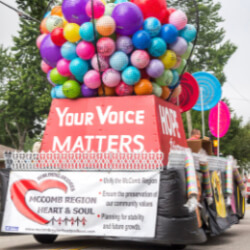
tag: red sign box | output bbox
[41,95,187,165]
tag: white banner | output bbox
[2,171,160,238]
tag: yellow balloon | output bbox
[160,50,177,69]
[64,23,81,43]
[101,0,106,5]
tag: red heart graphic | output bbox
[11,179,67,225]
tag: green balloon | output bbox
[176,59,187,75]
[46,15,63,32]
[181,43,193,60]
[62,80,81,99]
[152,83,163,97]
[155,70,173,86]
[105,3,116,16]
[50,68,68,85]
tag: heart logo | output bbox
[10,179,68,225]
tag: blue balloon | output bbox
[110,51,129,71]
[160,24,178,44]
[179,24,197,43]
[61,42,77,61]
[122,66,141,85]
[148,37,167,57]
[44,11,51,18]
[51,87,57,99]
[143,17,161,37]
[80,22,95,42]
[69,58,89,78]
[132,30,151,50]
[55,85,66,99]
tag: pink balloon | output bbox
[169,10,188,30]
[41,60,52,73]
[102,68,121,87]
[84,70,101,89]
[85,0,105,19]
[76,41,95,60]
[57,59,72,77]
[209,101,231,138]
[97,37,116,57]
[91,54,109,72]
[36,34,47,49]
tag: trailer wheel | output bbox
[33,234,57,244]
[171,245,186,249]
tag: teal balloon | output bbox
[148,37,167,57]
[80,22,95,42]
[179,24,197,43]
[169,70,179,87]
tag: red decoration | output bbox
[131,0,168,23]
[51,28,67,46]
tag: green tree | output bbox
[167,1,237,134]
[0,0,52,150]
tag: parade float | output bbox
[0,0,246,248]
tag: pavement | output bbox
[0,205,250,250]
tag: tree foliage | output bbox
[0,0,52,150]
[168,1,250,167]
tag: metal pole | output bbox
[200,87,205,138]
[217,101,220,157]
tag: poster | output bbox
[2,171,160,238]
[41,96,187,166]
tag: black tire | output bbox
[33,234,57,244]
[171,245,187,249]
[247,197,250,204]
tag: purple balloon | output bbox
[146,59,165,78]
[47,70,56,86]
[81,84,98,97]
[116,36,134,54]
[169,37,188,56]
[112,2,143,36]
[40,35,62,68]
[62,0,90,25]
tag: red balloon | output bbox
[131,0,168,23]
[162,9,170,24]
[51,28,67,46]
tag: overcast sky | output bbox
[0,0,249,124]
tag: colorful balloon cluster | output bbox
[37,0,197,100]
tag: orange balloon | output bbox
[40,18,49,34]
[98,85,116,96]
[96,16,116,37]
[51,6,63,17]
[134,79,153,95]
[161,86,171,99]
[171,85,182,98]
